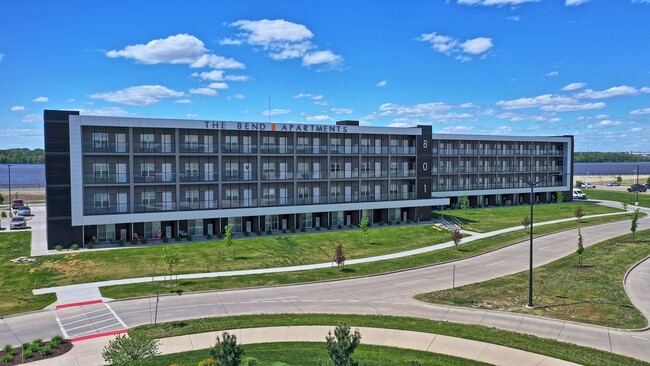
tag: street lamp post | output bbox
[517,173,548,309]
[635,165,640,206]
[5,164,12,215]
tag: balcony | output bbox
[84,173,130,184]
[133,202,177,213]
[390,169,416,178]
[84,204,130,215]
[259,145,294,154]
[296,146,328,154]
[222,172,257,181]
[178,201,219,210]
[360,170,388,178]
[133,143,175,154]
[360,146,388,154]
[179,144,216,154]
[222,145,258,154]
[261,171,295,180]
[390,147,416,155]
[221,199,258,208]
[329,170,360,179]
[179,172,219,182]
[83,142,129,153]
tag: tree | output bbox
[647,176,650,185]
[556,190,564,206]
[574,206,585,222]
[163,246,181,286]
[451,229,462,250]
[102,334,160,366]
[576,229,584,267]
[575,180,583,188]
[225,225,234,259]
[334,244,346,270]
[621,200,629,212]
[616,175,623,183]
[0,192,4,205]
[322,324,361,366]
[521,216,531,233]
[359,217,369,245]
[631,208,640,240]
[210,332,244,366]
[459,194,470,210]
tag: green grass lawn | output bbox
[142,342,489,366]
[415,229,650,329]
[130,314,649,366]
[433,201,621,232]
[585,188,650,208]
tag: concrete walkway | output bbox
[32,204,633,306]
[29,326,580,366]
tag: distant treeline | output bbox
[575,152,650,163]
[0,148,45,164]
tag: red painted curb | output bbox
[71,329,126,342]
[56,299,103,309]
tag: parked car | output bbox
[10,216,26,229]
[627,184,648,193]
[11,199,24,209]
[580,182,596,188]
[17,206,31,216]
[606,181,620,187]
[573,189,587,200]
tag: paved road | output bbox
[2,202,649,363]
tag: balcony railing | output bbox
[259,145,294,154]
[83,142,129,153]
[84,173,130,184]
[84,205,130,215]
[296,146,328,154]
[221,145,258,154]
[133,143,175,154]
[178,201,219,210]
[390,147,416,155]
[133,173,176,183]
[390,169,416,178]
[329,170,360,179]
[134,202,177,213]
[360,147,389,154]
[261,172,295,180]
[179,144,216,153]
[297,171,328,180]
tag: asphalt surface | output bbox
[1,202,649,363]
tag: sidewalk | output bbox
[29,326,580,366]
[33,206,639,306]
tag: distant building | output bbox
[44,110,574,247]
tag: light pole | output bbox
[517,173,548,309]
[635,165,639,206]
[5,164,12,215]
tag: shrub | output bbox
[210,332,244,366]
[50,335,64,347]
[54,245,63,251]
[130,239,137,245]
[3,344,14,355]
[39,344,53,356]
[102,334,160,366]
[244,231,250,237]
[22,348,33,359]
[337,224,343,229]
[141,237,148,244]
[290,228,295,233]
[206,234,212,240]
[316,227,321,231]
[186,234,192,241]
[379,221,384,226]
[300,227,306,232]
[327,225,332,230]
[31,339,43,348]
[266,230,272,235]
[70,243,79,250]
[217,233,223,239]
[256,229,262,236]
[282,229,286,233]
[198,358,216,366]
[1,211,6,218]
[117,239,124,246]
[1,354,13,363]
[85,241,95,249]
[242,356,259,366]
[175,235,181,242]
[162,236,169,243]
[21,342,30,350]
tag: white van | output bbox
[573,189,586,200]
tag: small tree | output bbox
[647,176,650,185]
[521,216,531,233]
[459,194,470,211]
[225,225,234,259]
[334,244,346,270]
[210,332,244,366]
[359,217,369,245]
[574,206,585,222]
[576,229,584,267]
[621,200,629,212]
[0,192,4,205]
[575,180,583,188]
[451,229,462,250]
[556,189,564,206]
[322,324,361,366]
[631,208,640,240]
[163,246,181,286]
[616,175,623,183]
[102,334,160,366]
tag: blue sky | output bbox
[1,0,650,151]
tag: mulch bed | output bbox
[0,340,73,365]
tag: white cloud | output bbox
[0,53,4,62]
[225,75,252,82]
[306,115,332,122]
[630,107,650,115]
[302,50,343,67]
[331,107,353,114]
[174,99,193,104]
[418,32,492,61]
[629,127,643,132]
[227,19,343,69]
[376,80,387,87]
[457,0,539,5]
[632,0,650,3]
[561,82,586,91]
[228,94,246,100]
[437,126,475,134]
[187,113,198,118]
[190,88,218,96]
[294,93,324,100]
[545,71,559,76]
[496,94,576,109]
[219,38,242,45]
[565,0,591,5]
[192,70,224,81]
[208,82,229,89]
[507,16,520,21]
[106,33,244,70]
[490,125,513,135]
[22,114,43,123]
[540,102,606,112]
[575,85,649,99]
[460,37,493,54]
[588,120,623,128]
[33,96,49,103]
[261,108,291,116]
[90,85,184,106]
[10,106,25,112]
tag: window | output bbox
[330,186,341,198]
[297,137,309,151]
[263,162,276,179]
[225,135,238,151]
[185,162,199,177]
[225,189,239,201]
[92,132,108,149]
[330,162,341,173]
[94,193,109,208]
[185,190,199,204]
[141,134,155,149]
[141,163,155,177]
[142,192,156,207]
[263,188,276,202]
[225,162,239,179]
[298,162,310,178]
[184,134,198,150]
[298,186,310,200]
[361,185,371,197]
[330,137,341,152]
[93,163,109,179]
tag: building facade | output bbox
[44,110,574,248]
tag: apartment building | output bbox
[44,110,573,248]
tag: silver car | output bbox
[10,216,27,229]
[17,206,31,216]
